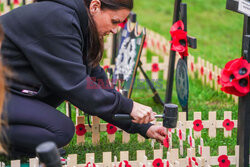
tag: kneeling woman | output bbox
[0,0,167,157]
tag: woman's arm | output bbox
[90,65,115,93]
[22,34,133,117]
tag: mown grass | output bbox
[134,0,243,68]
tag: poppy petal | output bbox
[106,123,117,134]
[119,160,131,167]
[76,124,86,136]
[193,120,203,131]
[85,162,96,167]
[163,136,169,148]
[152,158,164,167]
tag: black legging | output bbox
[1,93,75,157]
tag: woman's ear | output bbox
[89,0,101,15]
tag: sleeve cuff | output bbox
[118,93,133,115]
[134,123,153,138]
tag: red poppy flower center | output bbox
[79,127,83,131]
[110,126,113,129]
[157,163,160,166]
[222,159,225,163]
[239,78,248,87]
[229,74,235,82]
[196,123,200,127]
[179,39,186,47]
[239,68,247,75]
[226,123,230,126]
[217,75,221,84]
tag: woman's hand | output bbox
[146,125,167,144]
[130,101,156,124]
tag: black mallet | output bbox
[113,103,178,132]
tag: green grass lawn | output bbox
[0,0,242,166]
[134,0,243,68]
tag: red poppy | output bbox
[223,119,234,131]
[217,75,221,85]
[218,155,230,167]
[163,44,167,53]
[152,158,164,167]
[118,18,128,29]
[192,157,198,166]
[75,124,86,136]
[221,57,250,96]
[103,65,109,71]
[178,129,183,140]
[169,20,188,58]
[106,123,117,134]
[170,20,184,32]
[143,39,147,48]
[163,135,169,148]
[189,136,193,147]
[200,67,204,75]
[191,62,194,72]
[166,161,170,167]
[151,39,155,47]
[14,0,19,4]
[85,162,96,167]
[119,160,131,167]
[187,157,192,167]
[199,145,202,156]
[209,71,213,80]
[187,157,198,167]
[60,157,66,165]
[157,41,160,49]
[193,119,203,131]
[152,63,160,72]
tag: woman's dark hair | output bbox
[84,0,133,67]
[0,25,8,154]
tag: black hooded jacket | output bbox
[0,0,152,137]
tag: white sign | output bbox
[238,0,250,16]
[115,37,136,81]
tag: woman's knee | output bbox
[55,118,75,147]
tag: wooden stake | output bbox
[103,152,112,167]
[67,154,77,167]
[92,116,100,145]
[208,112,216,138]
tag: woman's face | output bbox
[90,0,130,37]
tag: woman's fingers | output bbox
[130,101,155,124]
[143,114,150,124]
[154,133,165,143]
[150,112,156,122]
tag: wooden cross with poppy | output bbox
[226,0,250,166]
[165,0,197,119]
